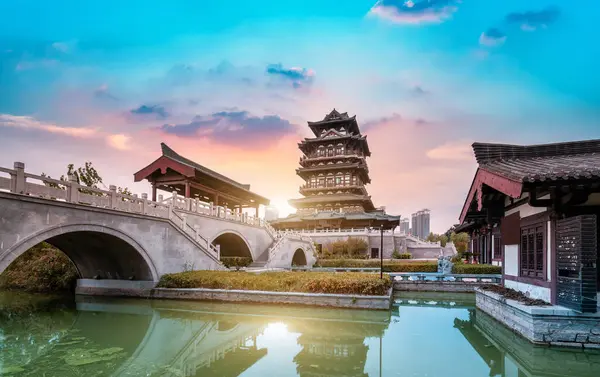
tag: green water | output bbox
[1,291,600,376]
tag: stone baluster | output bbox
[108,185,117,208]
[13,161,25,194]
[194,225,200,241]
[141,193,148,214]
[181,213,187,230]
[172,191,178,209]
[209,202,214,216]
[67,174,79,203]
[194,198,199,213]
[157,194,163,203]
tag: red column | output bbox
[184,180,191,198]
[151,183,157,202]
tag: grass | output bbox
[314,259,438,272]
[157,271,392,296]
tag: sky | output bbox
[1,0,599,233]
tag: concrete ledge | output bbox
[475,288,600,348]
[393,281,493,292]
[150,287,393,310]
[75,279,156,298]
[75,279,392,310]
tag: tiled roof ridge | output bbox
[160,142,251,191]
[473,139,600,164]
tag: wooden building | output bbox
[271,109,399,231]
[457,139,600,312]
[134,143,270,214]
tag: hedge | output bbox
[452,264,501,274]
[221,257,252,270]
[314,259,437,272]
[157,271,391,295]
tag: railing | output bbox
[0,162,223,259]
[0,162,309,256]
[296,227,398,235]
[389,273,502,284]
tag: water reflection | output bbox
[1,291,600,376]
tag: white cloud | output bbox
[426,141,473,161]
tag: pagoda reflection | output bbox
[288,320,387,377]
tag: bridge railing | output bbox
[0,162,221,259]
[160,191,302,242]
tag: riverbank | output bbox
[76,271,394,309]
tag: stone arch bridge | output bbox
[0,162,315,284]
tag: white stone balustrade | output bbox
[0,162,309,256]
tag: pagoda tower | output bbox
[271,109,399,231]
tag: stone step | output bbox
[249,261,267,268]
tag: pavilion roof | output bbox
[134,143,270,205]
[458,139,600,224]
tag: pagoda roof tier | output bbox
[298,135,371,157]
[289,193,374,210]
[299,185,369,197]
[296,164,370,182]
[270,210,400,230]
[299,154,366,166]
[307,109,360,136]
[134,143,270,206]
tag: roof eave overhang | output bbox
[458,167,523,225]
[133,156,196,182]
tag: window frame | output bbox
[519,218,547,280]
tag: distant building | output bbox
[411,209,430,239]
[399,218,410,235]
[264,206,280,222]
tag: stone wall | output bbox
[476,288,600,348]
[475,309,600,376]
[309,234,445,259]
[393,281,493,293]
[151,287,393,310]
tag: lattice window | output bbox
[493,233,502,259]
[520,223,545,279]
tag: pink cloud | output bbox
[426,141,473,161]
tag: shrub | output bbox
[0,242,79,292]
[450,254,462,264]
[398,253,412,259]
[157,271,392,295]
[221,257,252,271]
[319,237,369,259]
[452,264,501,274]
[314,259,437,272]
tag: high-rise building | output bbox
[264,206,280,222]
[399,218,410,235]
[410,209,430,239]
[271,109,399,230]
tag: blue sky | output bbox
[1,0,599,232]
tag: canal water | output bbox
[1,291,600,376]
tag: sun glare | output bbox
[270,198,296,218]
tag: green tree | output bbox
[42,162,132,198]
[426,233,448,247]
[450,232,470,253]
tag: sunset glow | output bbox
[1,1,598,232]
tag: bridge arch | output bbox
[291,248,308,266]
[210,230,253,260]
[0,224,159,281]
